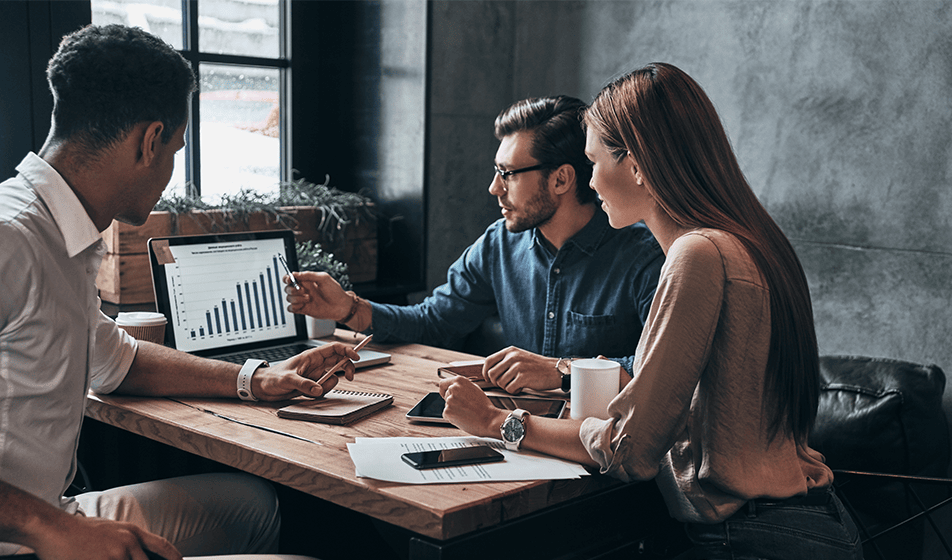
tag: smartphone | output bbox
[437,363,493,389]
[406,392,567,423]
[401,446,505,470]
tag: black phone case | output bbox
[401,447,504,469]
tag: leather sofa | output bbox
[810,355,951,560]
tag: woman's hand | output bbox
[252,342,359,400]
[438,376,507,438]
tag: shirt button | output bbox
[554,267,561,275]
[548,312,555,319]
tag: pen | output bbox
[278,254,301,289]
[316,334,374,385]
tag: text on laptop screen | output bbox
[161,237,298,353]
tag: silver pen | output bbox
[278,253,301,289]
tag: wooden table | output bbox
[84,330,672,559]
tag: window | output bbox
[91,0,289,203]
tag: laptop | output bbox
[147,229,390,368]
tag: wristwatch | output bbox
[237,359,269,401]
[500,408,529,451]
[556,357,574,392]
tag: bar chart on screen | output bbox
[161,238,299,351]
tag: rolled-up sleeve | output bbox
[580,417,636,481]
[89,309,138,394]
[369,232,498,348]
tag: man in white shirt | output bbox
[0,24,356,560]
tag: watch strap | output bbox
[556,358,573,392]
[237,359,268,401]
[502,408,529,451]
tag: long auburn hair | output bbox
[585,63,819,442]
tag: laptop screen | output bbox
[148,230,307,356]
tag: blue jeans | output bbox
[685,488,863,559]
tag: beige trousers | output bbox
[75,473,315,560]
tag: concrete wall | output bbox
[426,0,952,376]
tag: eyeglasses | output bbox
[493,163,547,180]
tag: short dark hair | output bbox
[494,96,594,205]
[46,24,196,152]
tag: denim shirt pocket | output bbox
[563,310,629,357]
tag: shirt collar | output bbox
[17,152,103,258]
[533,206,611,257]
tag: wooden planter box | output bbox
[96,206,377,305]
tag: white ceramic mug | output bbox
[307,316,337,338]
[570,358,621,420]
[115,312,167,344]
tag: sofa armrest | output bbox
[811,355,950,477]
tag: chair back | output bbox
[810,355,951,560]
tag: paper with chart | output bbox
[347,436,590,484]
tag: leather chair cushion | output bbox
[810,355,950,477]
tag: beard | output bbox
[114,207,151,227]
[502,177,558,233]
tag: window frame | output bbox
[179,0,291,197]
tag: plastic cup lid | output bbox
[115,312,167,327]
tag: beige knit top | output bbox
[579,229,833,523]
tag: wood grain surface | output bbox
[84,330,621,540]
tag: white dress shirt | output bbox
[0,153,137,551]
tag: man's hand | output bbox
[439,376,507,438]
[482,347,561,394]
[251,342,359,400]
[12,491,180,560]
[283,271,352,321]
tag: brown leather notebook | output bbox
[277,390,393,425]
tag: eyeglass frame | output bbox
[493,163,549,180]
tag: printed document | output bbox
[347,436,589,484]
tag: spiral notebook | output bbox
[277,390,393,425]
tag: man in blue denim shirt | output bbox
[287,96,663,393]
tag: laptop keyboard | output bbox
[217,343,317,365]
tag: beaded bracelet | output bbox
[339,291,360,324]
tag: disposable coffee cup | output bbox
[115,312,167,344]
[570,358,621,420]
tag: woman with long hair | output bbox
[439,63,863,559]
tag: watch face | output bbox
[502,416,525,442]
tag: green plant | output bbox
[153,183,214,213]
[216,188,298,231]
[296,240,352,291]
[276,174,377,244]
[154,174,377,243]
